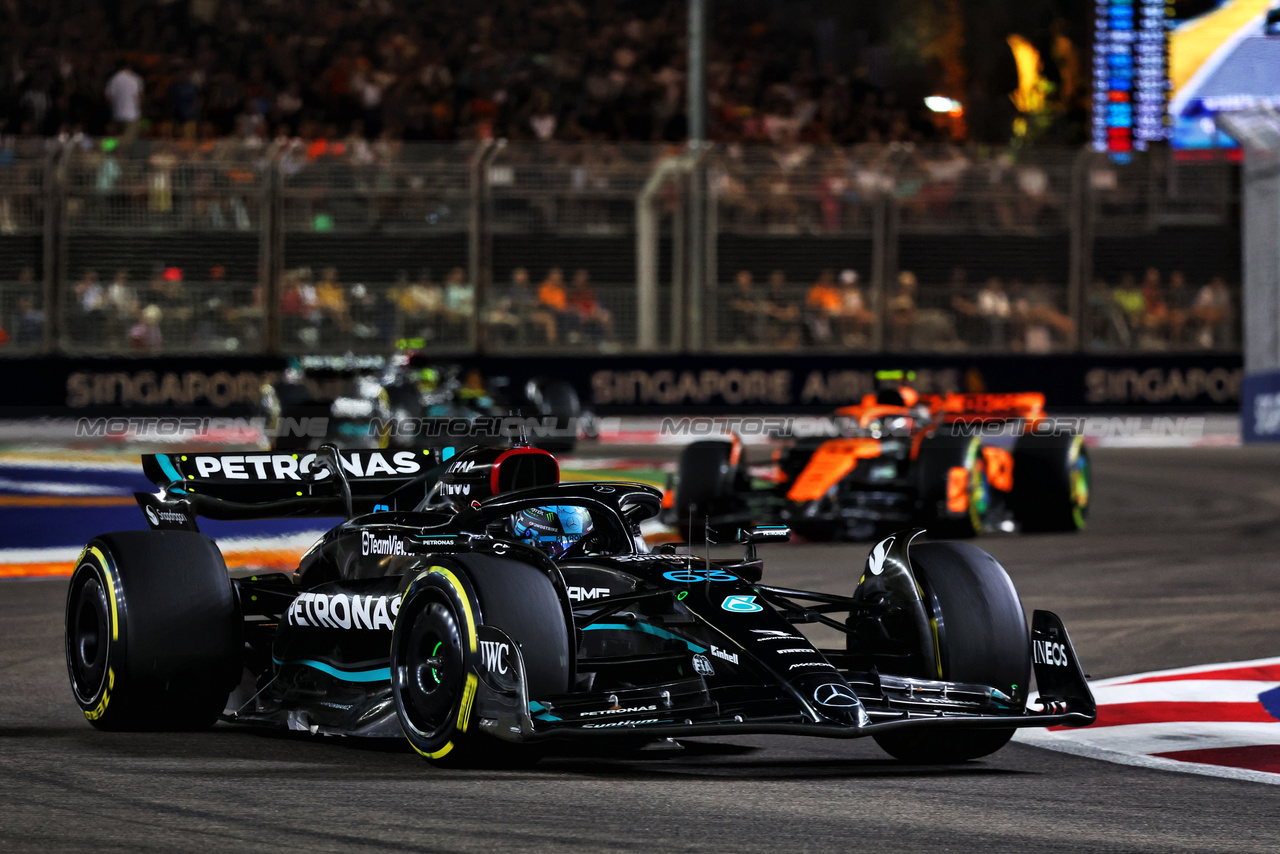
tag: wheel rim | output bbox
[968,460,989,533]
[395,598,465,740]
[1070,445,1090,528]
[68,574,110,704]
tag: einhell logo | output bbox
[361,532,408,557]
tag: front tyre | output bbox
[392,555,571,766]
[391,572,476,761]
[872,541,1030,763]
[65,532,241,731]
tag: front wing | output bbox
[472,610,1096,743]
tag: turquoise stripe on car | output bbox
[583,622,707,653]
[273,657,391,682]
[156,454,188,493]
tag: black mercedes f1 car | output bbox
[261,354,586,452]
[66,442,1096,766]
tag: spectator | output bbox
[104,269,138,347]
[1165,270,1194,346]
[947,267,981,347]
[567,269,613,346]
[129,304,163,352]
[396,269,444,342]
[1191,276,1233,348]
[1015,280,1073,353]
[1139,269,1169,348]
[490,267,556,346]
[104,61,143,140]
[762,270,800,347]
[347,282,381,343]
[315,267,350,338]
[725,269,762,345]
[1086,276,1128,349]
[835,269,873,347]
[537,268,569,345]
[13,295,45,348]
[804,269,841,345]
[280,269,320,347]
[1111,273,1144,337]
[887,271,918,351]
[975,277,1012,349]
[442,266,474,342]
[73,268,105,348]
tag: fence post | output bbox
[41,143,63,354]
[637,155,687,351]
[470,139,499,354]
[261,141,283,353]
[704,158,718,353]
[1068,147,1092,351]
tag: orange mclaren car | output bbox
[666,373,1089,542]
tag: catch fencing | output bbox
[0,138,1241,357]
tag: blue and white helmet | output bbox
[511,505,593,558]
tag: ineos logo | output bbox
[1033,639,1069,667]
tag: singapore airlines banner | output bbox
[2,353,1243,416]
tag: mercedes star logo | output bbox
[813,682,860,708]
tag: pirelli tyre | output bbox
[872,542,1030,763]
[65,531,242,731]
[673,439,741,541]
[916,432,989,538]
[391,553,571,767]
[1011,433,1090,532]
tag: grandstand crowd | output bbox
[1,0,943,146]
[0,1,1238,355]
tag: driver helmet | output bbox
[511,505,593,558]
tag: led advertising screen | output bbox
[1169,0,1280,148]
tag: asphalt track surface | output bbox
[3,446,1280,852]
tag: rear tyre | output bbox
[392,554,571,767]
[872,541,1029,763]
[673,440,739,542]
[1011,434,1089,532]
[916,433,988,538]
[65,531,241,731]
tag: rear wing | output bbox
[937,392,1046,424]
[137,447,446,524]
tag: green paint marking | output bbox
[677,590,688,601]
